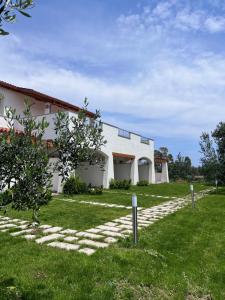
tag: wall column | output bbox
[161,162,169,183]
[105,154,114,188]
[150,160,156,184]
[131,158,139,185]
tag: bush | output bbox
[88,187,103,195]
[137,180,149,186]
[63,175,87,195]
[109,179,131,190]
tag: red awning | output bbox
[112,152,135,159]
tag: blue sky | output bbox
[1,0,225,165]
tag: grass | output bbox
[1,183,224,299]
[4,199,130,230]
[129,182,207,196]
[57,182,208,209]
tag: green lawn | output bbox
[129,182,207,196]
[0,184,224,299]
[4,199,129,230]
[5,182,203,228]
[56,182,208,209]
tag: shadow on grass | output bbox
[209,187,225,196]
[0,277,53,300]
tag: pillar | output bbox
[131,159,139,185]
[161,162,169,183]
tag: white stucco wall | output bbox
[0,87,158,191]
[138,164,150,182]
[76,162,106,187]
[114,163,131,181]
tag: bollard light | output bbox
[190,184,195,208]
[132,194,138,244]
[132,194,137,207]
[215,179,218,193]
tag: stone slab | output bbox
[86,228,102,234]
[78,248,96,256]
[11,229,33,236]
[64,236,78,242]
[48,241,80,251]
[104,237,118,243]
[24,234,36,240]
[61,229,77,235]
[76,232,104,239]
[36,233,64,244]
[78,239,108,248]
[43,227,63,234]
[101,231,124,238]
[97,225,122,232]
[0,224,17,229]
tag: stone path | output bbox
[105,190,177,199]
[57,198,143,210]
[0,188,213,256]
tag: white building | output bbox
[0,81,169,192]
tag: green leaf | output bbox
[18,9,31,17]
[0,28,9,35]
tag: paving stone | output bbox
[76,232,104,239]
[86,228,102,234]
[138,223,150,228]
[0,229,9,232]
[61,229,77,235]
[18,221,28,225]
[24,234,36,240]
[0,224,17,229]
[43,227,63,234]
[64,236,79,242]
[17,224,29,230]
[97,225,122,232]
[104,237,118,243]
[11,229,33,236]
[0,221,10,225]
[36,233,64,244]
[78,239,108,248]
[105,222,120,227]
[0,217,10,220]
[101,231,124,238]
[39,225,52,229]
[116,220,132,225]
[117,224,133,230]
[48,241,80,251]
[78,248,96,256]
[121,229,133,234]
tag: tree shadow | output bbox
[209,187,225,196]
[0,277,54,300]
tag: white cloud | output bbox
[1,38,225,141]
[205,16,225,32]
[174,10,204,31]
[152,1,174,19]
[117,1,225,34]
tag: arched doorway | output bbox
[76,151,108,187]
[138,157,153,183]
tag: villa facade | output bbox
[0,81,169,192]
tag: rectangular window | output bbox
[140,137,150,145]
[118,128,131,139]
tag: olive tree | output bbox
[54,98,107,181]
[0,100,52,223]
[0,0,34,35]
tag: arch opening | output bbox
[138,157,152,183]
[76,151,108,188]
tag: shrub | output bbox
[137,180,149,186]
[88,187,103,195]
[109,179,131,190]
[63,175,87,195]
